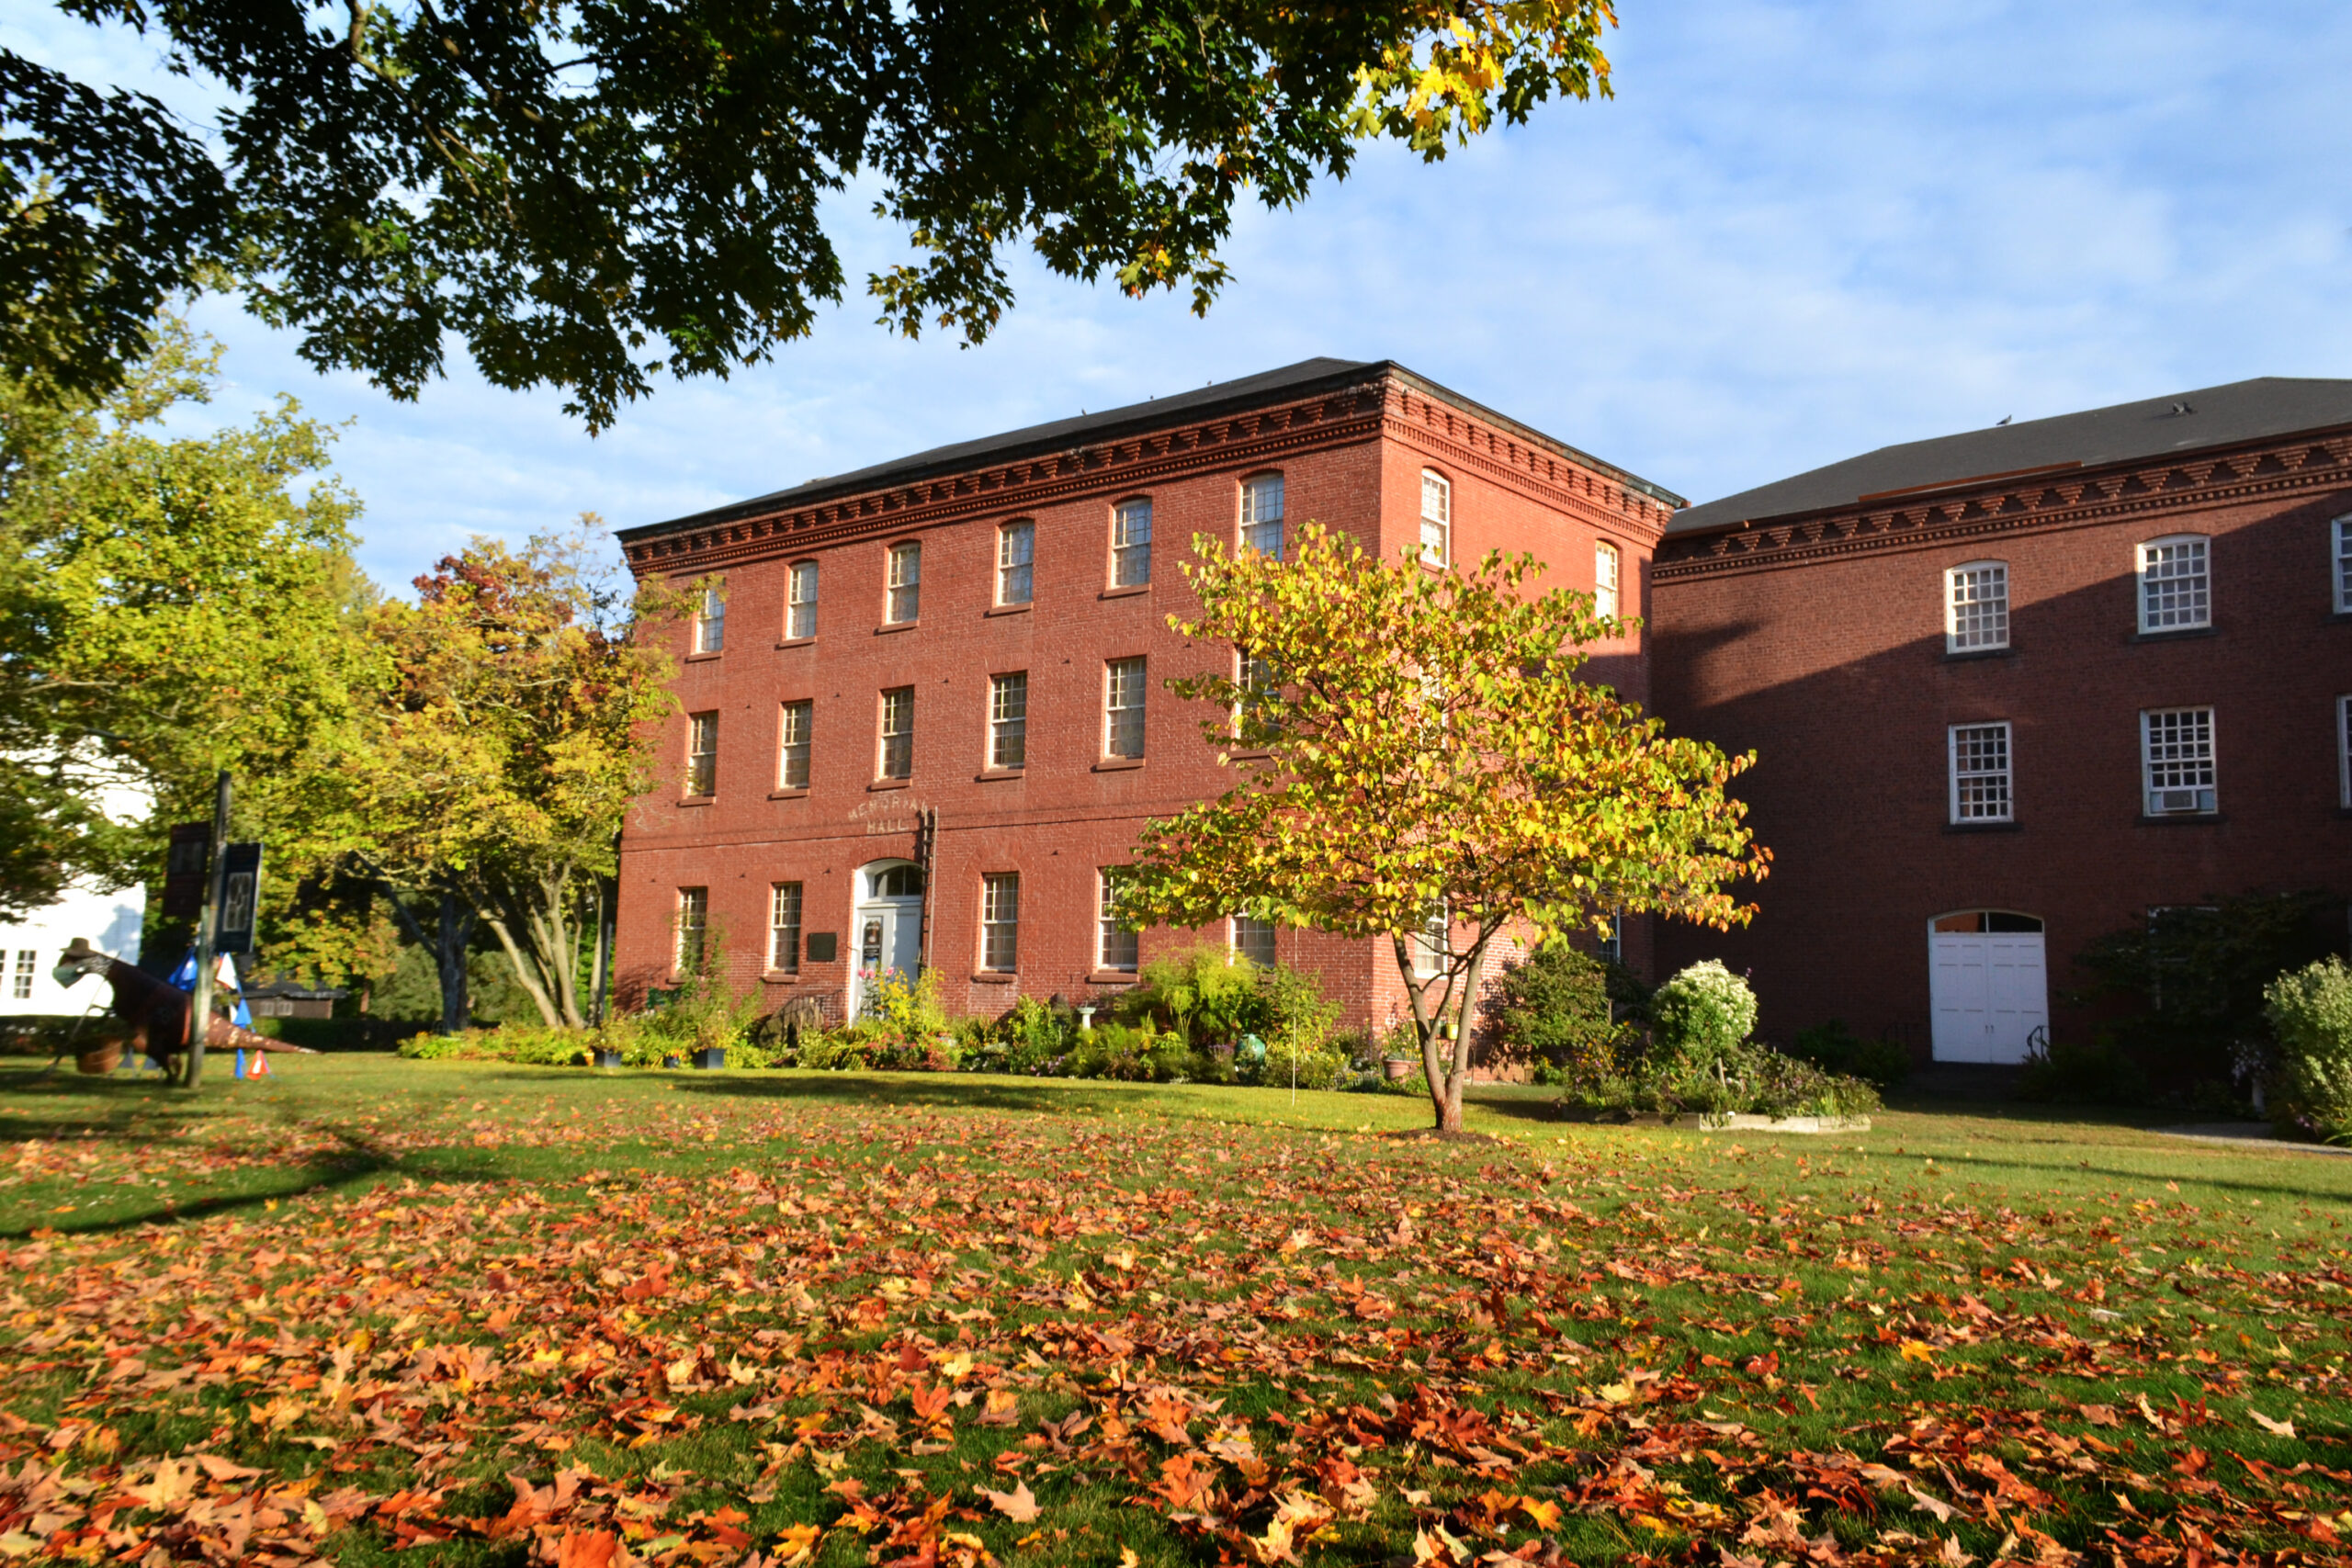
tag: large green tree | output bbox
[2,1,1617,427]
[0,317,379,921]
[1119,524,1769,1134]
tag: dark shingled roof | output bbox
[1668,376,2352,536]
[622,356,1681,541]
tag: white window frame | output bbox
[1231,914,1276,968]
[2142,706,2217,816]
[685,711,718,796]
[1419,469,1451,568]
[693,584,726,654]
[1240,473,1284,559]
[776,700,811,790]
[1595,540,1621,620]
[886,541,922,624]
[2339,694,2352,809]
[1105,656,1147,759]
[2335,515,2352,615]
[996,521,1035,605]
[2137,535,2211,633]
[1112,499,1152,587]
[1097,869,1138,974]
[1946,560,2010,653]
[674,887,708,974]
[980,873,1020,973]
[10,951,33,1000]
[786,560,819,639]
[1410,902,1448,978]
[1947,722,2013,824]
[989,671,1027,770]
[768,882,803,974]
[878,686,914,780]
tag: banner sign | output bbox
[215,842,264,954]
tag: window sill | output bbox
[1093,756,1146,772]
[2131,625,2216,644]
[1088,970,1141,987]
[876,619,921,635]
[767,787,809,800]
[1099,582,1151,601]
[1941,646,2016,662]
[684,649,723,663]
[971,970,1017,985]
[985,602,1034,618]
[2332,608,2352,624]
[1943,820,2021,833]
[677,795,716,807]
[867,776,912,792]
[775,635,816,649]
[1227,748,1272,761]
[760,970,803,985]
[976,767,1024,782]
[2137,812,2225,826]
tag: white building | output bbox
[0,879,145,1017]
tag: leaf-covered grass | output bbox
[2,1057,2348,1567]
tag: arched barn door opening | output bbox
[850,860,925,1021]
[1928,910,2048,1064]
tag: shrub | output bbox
[2265,957,2352,1142]
[1650,960,1757,1059]
[2015,1034,2147,1105]
[1069,1022,1184,1081]
[857,969,949,1042]
[1785,1019,1910,1088]
[1493,940,1647,1078]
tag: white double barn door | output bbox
[1928,931,2048,1064]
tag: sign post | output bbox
[183,773,231,1089]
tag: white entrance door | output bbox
[850,899,922,1020]
[1928,918,2047,1063]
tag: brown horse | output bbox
[53,937,313,1078]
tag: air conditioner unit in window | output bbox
[2148,787,2215,815]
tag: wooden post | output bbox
[184,771,231,1089]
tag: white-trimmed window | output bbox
[1237,650,1281,738]
[685,711,718,795]
[989,671,1027,770]
[768,882,802,973]
[1105,656,1147,758]
[1948,722,2013,823]
[1241,473,1284,559]
[1595,540,1621,620]
[1410,902,1448,978]
[2338,694,2351,808]
[777,700,811,789]
[2335,515,2351,614]
[1231,914,1276,968]
[1419,469,1451,568]
[693,585,726,653]
[674,887,708,973]
[997,521,1035,605]
[886,541,922,624]
[878,686,914,779]
[1097,870,1138,973]
[1112,499,1152,587]
[2143,706,2217,815]
[2137,536,2210,632]
[980,873,1020,972]
[786,561,819,639]
[10,951,32,1000]
[1947,561,2009,652]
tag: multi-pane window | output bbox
[1595,541,1621,619]
[878,687,915,779]
[1097,870,1138,973]
[1237,651,1281,738]
[1411,903,1448,977]
[786,561,819,639]
[989,671,1027,769]
[2338,694,2351,809]
[2138,536,2211,632]
[1947,561,2009,652]
[2143,706,2218,815]
[887,541,922,624]
[1241,473,1284,559]
[776,700,811,789]
[685,711,718,795]
[10,951,32,999]
[1232,914,1276,968]
[1105,657,1147,758]
[1948,722,2013,823]
[1419,470,1451,568]
[980,873,1020,972]
[997,521,1035,605]
[1112,500,1152,587]
[675,887,708,973]
[693,585,725,653]
[2335,516,2351,614]
[768,882,803,974]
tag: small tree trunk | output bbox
[435,893,474,1036]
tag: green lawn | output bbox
[2,1057,2347,1567]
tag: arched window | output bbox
[692,583,725,653]
[1240,472,1284,559]
[996,521,1034,604]
[1419,469,1451,567]
[786,560,818,639]
[1945,560,2008,652]
[1595,540,1621,619]
[886,540,921,623]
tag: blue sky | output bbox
[11,0,2351,592]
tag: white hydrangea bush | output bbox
[1649,959,1758,1057]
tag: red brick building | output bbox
[613,360,1679,1031]
[1651,378,2352,1064]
